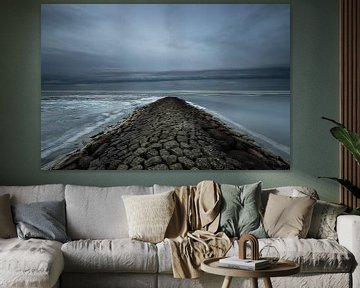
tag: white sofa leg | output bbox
[337,215,360,288]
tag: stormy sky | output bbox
[41,4,290,85]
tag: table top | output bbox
[201,257,300,278]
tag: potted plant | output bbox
[320,117,360,215]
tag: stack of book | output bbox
[218,257,271,270]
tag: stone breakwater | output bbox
[49,97,289,170]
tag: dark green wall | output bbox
[0,0,340,202]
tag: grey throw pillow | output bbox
[12,200,70,243]
[218,182,266,238]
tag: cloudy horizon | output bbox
[41,4,290,86]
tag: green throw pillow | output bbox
[218,182,266,238]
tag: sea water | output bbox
[41,68,290,167]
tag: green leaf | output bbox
[351,208,360,215]
[330,127,360,165]
[322,117,360,165]
[318,177,360,198]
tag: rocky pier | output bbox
[48,97,289,170]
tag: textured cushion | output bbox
[122,191,175,243]
[12,200,70,243]
[65,185,153,239]
[61,239,158,273]
[0,194,16,238]
[0,238,64,288]
[263,193,316,238]
[218,182,266,238]
[308,200,347,240]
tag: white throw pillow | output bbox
[122,191,175,243]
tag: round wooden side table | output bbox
[201,257,300,288]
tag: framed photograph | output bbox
[41,4,290,170]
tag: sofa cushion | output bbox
[218,182,266,238]
[12,200,70,243]
[307,200,347,240]
[0,194,16,238]
[0,184,65,204]
[263,238,353,273]
[61,273,157,288]
[65,185,153,239]
[122,191,175,243]
[153,184,176,194]
[263,193,316,238]
[158,237,353,274]
[0,238,64,288]
[61,239,158,273]
[261,186,319,213]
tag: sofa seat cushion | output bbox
[0,238,64,288]
[62,239,158,273]
[231,238,353,273]
[157,238,353,274]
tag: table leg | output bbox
[251,278,258,288]
[263,277,273,288]
[221,276,233,288]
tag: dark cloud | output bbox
[41,4,290,85]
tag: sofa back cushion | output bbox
[0,184,65,204]
[263,193,316,238]
[261,186,319,213]
[65,185,153,239]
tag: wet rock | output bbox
[170,163,183,170]
[145,156,163,167]
[93,143,109,158]
[196,158,211,170]
[164,140,179,150]
[130,165,144,170]
[148,164,169,170]
[147,149,159,157]
[116,164,129,170]
[160,149,170,157]
[170,147,183,157]
[163,154,177,165]
[78,156,94,169]
[180,142,192,149]
[130,157,145,167]
[178,156,194,169]
[89,158,101,169]
[48,96,289,170]
[148,143,162,150]
[134,147,147,157]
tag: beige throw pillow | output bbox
[0,194,17,238]
[263,193,316,238]
[122,191,175,243]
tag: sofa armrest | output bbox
[337,215,360,288]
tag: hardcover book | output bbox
[218,257,271,270]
